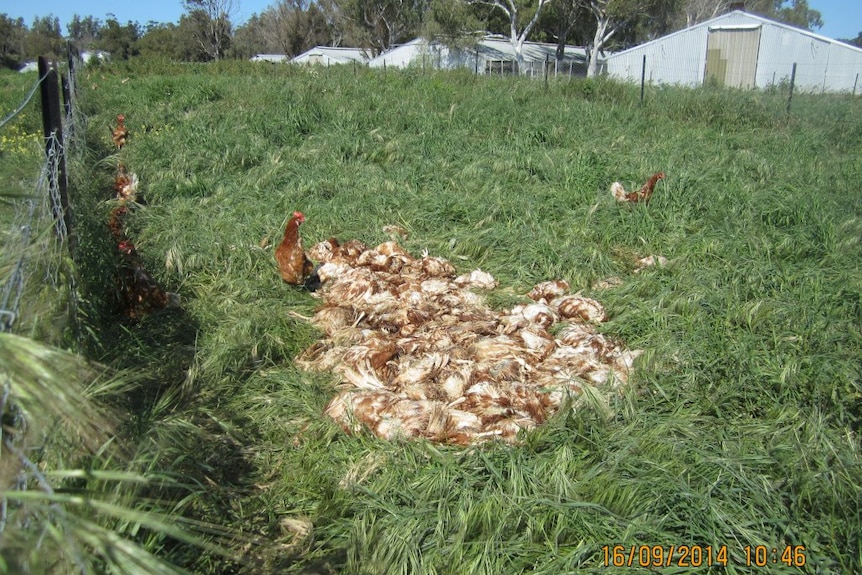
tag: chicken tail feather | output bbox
[303,264,323,292]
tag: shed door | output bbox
[705,27,761,88]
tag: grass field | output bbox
[0,71,44,230]
[3,61,861,573]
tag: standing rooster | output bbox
[275,211,320,290]
[611,172,665,204]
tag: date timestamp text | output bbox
[602,544,807,568]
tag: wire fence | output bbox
[0,55,83,541]
[0,58,78,335]
[606,53,862,95]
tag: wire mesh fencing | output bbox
[0,58,78,335]
[0,56,84,545]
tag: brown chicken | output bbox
[611,172,665,204]
[116,253,181,319]
[113,162,139,202]
[111,114,128,149]
[275,211,318,289]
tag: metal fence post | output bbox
[640,55,647,106]
[544,55,549,90]
[38,57,74,254]
[787,62,797,114]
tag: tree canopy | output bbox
[0,0,833,69]
[839,31,862,48]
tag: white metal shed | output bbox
[603,10,862,93]
[291,47,370,66]
[369,36,588,77]
[250,54,289,64]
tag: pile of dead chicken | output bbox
[107,114,179,320]
[296,239,642,445]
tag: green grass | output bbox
[8,60,862,573]
[0,70,45,233]
[0,71,43,148]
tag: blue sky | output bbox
[3,0,861,42]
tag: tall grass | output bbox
[42,62,862,572]
[1,68,253,574]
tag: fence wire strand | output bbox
[0,71,49,131]
[0,62,80,539]
[1,69,72,334]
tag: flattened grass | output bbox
[71,63,862,573]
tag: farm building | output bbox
[292,47,370,66]
[603,10,862,93]
[250,54,289,64]
[81,50,111,64]
[368,36,588,77]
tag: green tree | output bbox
[678,0,729,27]
[259,0,335,57]
[746,0,822,30]
[321,0,429,55]
[583,0,678,76]
[0,15,28,69]
[97,17,141,60]
[138,22,184,59]
[466,0,555,73]
[424,0,484,47]
[617,0,679,44]
[68,15,102,53]
[231,13,268,58]
[775,0,821,30]
[175,11,219,61]
[838,32,862,47]
[536,0,593,63]
[25,15,64,60]
[583,0,619,76]
[183,0,237,61]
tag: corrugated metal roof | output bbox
[608,11,862,59]
[725,11,862,52]
[603,10,862,92]
[367,36,587,74]
[708,24,762,31]
[250,54,289,63]
[292,47,370,65]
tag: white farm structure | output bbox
[368,36,588,77]
[603,10,862,93]
[291,47,370,66]
[250,54,290,64]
